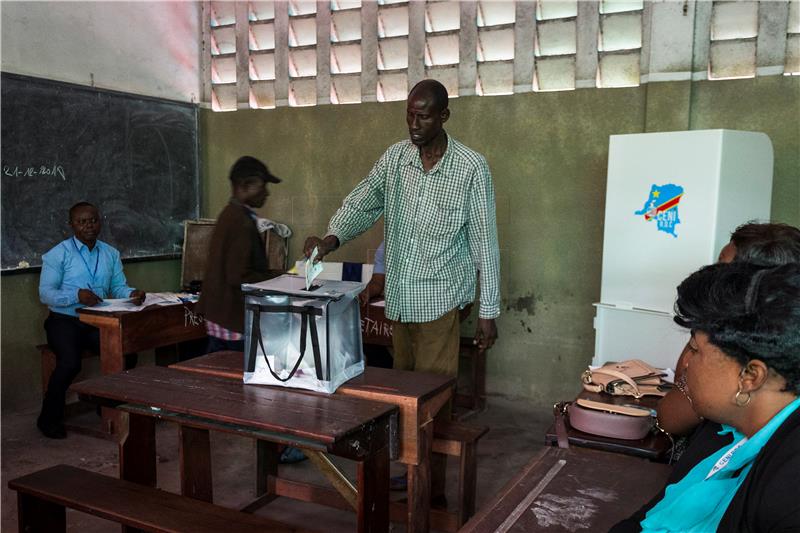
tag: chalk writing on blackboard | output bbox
[3,164,66,180]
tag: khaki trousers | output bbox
[392,308,460,498]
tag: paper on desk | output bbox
[305,246,324,290]
[87,292,183,312]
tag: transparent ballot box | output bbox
[242,275,365,393]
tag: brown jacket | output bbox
[196,201,269,334]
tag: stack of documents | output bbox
[88,292,184,313]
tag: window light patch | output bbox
[425,66,459,97]
[378,5,410,38]
[250,81,276,109]
[598,51,641,87]
[426,1,460,33]
[476,61,514,95]
[249,1,275,22]
[289,78,317,106]
[599,0,643,15]
[250,53,276,81]
[290,17,318,47]
[377,71,408,101]
[211,56,237,84]
[477,27,515,62]
[289,48,317,77]
[535,19,576,56]
[331,74,362,104]
[789,1,800,35]
[378,0,409,5]
[211,27,236,55]
[426,33,459,66]
[210,2,235,27]
[599,12,642,52]
[332,10,362,42]
[785,34,800,74]
[250,22,276,51]
[378,37,409,70]
[212,85,237,111]
[709,39,756,79]
[537,0,578,21]
[711,1,759,41]
[332,0,362,11]
[331,43,362,74]
[534,55,576,91]
[289,1,317,17]
[477,1,516,27]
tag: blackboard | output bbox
[1,73,199,271]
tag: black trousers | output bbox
[39,312,136,427]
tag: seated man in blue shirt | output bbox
[37,202,145,438]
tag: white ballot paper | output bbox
[305,246,324,290]
[88,292,183,313]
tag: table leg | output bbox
[118,412,156,486]
[180,426,213,502]
[407,421,433,533]
[356,445,390,533]
[99,326,125,435]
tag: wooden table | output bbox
[77,302,206,434]
[544,390,673,461]
[171,351,455,533]
[72,366,397,533]
[459,446,672,533]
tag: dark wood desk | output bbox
[544,390,673,461]
[72,366,397,533]
[77,302,206,434]
[171,351,456,533]
[459,446,672,533]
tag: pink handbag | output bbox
[567,398,655,440]
[581,359,668,398]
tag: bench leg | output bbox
[18,493,65,532]
[255,440,279,499]
[457,442,478,526]
[357,445,389,533]
[180,426,213,502]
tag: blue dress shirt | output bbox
[374,241,385,275]
[39,237,136,317]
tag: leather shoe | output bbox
[37,419,66,439]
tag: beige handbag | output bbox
[581,359,668,398]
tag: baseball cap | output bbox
[229,156,282,184]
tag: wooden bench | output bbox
[38,344,96,394]
[432,420,489,528]
[9,464,314,533]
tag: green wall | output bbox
[200,75,798,405]
[3,76,797,412]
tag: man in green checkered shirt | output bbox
[305,78,500,500]
[305,77,500,362]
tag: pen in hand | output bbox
[78,286,103,306]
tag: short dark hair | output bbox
[675,262,800,393]
[409,79,449,113]
[229,156,281,186]
[69,201,96,220]
[731,222,800,266]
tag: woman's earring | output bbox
[734,386,752,407]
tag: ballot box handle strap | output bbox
[246,304,323,382]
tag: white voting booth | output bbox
[593,130,773,370]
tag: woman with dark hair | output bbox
[658,222,800,436]
[636,262,800,531]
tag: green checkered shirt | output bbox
[328,134,501,323]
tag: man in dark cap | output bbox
[197,156,281,353]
